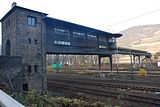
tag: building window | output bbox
[99,36,106,42]
[27,16,36,26]
[99,45,107,48]
[6,40,11,56]
[34,65,37,72]
[35,39,38,44]
[8,19,10,27]
[5,20,11,29]
[87,35,97,40]
[54,28,70,36]
[72,31,85,39]
[22,83,28,91]
[6,21,8,29]
[28,65,31,73]
[108,37,116,43]
[54,40,71,46]
[28,39,31,44]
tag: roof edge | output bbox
[44,17,114,35]
[0,6,48,22]
[111,33,123,38]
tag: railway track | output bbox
[47,73,160,92]
[47,81,160,105]
[47,73,160,85]
[48,78,160,92]
[47,74,160,104]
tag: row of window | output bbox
[26,16,116,44]
[99,45,107,48]
[54,28,98,40]
[54,40,71,46]
[54,40,112,48]
[53,27,116,43]
[87,35,97,40]
[54,28,86,39]
[108,37,116,43]
[28,38,38,44]
[28,65,38,73]
[72,32,85,39]
[5,16,36,29]
[72,31,85,39]
[54,28,70,36]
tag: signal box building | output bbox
[0,4,151,93]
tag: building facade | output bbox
[0,56,22,92]
[1,3,125,93]
[1,4,47,93]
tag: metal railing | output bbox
[0,90,24,107]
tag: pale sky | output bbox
[0,0,160,44]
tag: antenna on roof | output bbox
[12,2,17,8]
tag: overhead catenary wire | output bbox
[85,8,160,34]
[107,8,160,27]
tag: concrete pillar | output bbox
[109,55,113,73]
[138,56,141,64]
[133,55,136,64]
[98,55,101,70]
[130,55,133,79]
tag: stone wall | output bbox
[0,56,22,92]
[1,7,47,93]
[15,8,47,93]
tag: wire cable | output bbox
[85,8,160,34]
[107,8,160,27]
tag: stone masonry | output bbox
[0,56,22,92]
[1,5,47,93]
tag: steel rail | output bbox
[47,81,160,105]
[48,78,160,92]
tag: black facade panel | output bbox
[45,17,121,55]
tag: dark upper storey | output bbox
[44,17,122,55]
[0,5,122,55]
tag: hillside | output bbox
[118,24,160,54]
